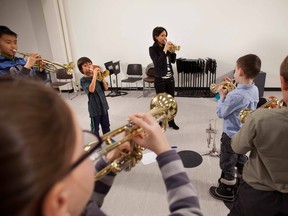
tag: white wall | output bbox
[1,0,288,88]
[62,0,288,87]
[0,0,52,58]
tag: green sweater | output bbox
[232,107,288,192]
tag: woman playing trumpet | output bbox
[0,25,48,82]
[77,57,111,136]
[149,26,179,130]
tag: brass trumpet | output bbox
[88,65,110,81]
[84,93,177,181]
[97,70,110,81]
[210,79,236,94]
[13,50,75,75]
[169,44,181,53]
[238,97,284,124]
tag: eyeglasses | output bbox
[68,130,103,172]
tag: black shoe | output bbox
[169,123,179,130]
[209,178,236,202]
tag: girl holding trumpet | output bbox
[0,26,48,82]
[149,26,179,130]
[77,57,111,136]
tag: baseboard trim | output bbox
[59,87,282,93]
[264,87,281,91]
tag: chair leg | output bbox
[67,83,78,100]
[143,80,145,97]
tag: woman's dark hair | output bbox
[77,57,92,74]
[236,54,261,79]
[152,26,167,42]
[280,56,288,82]
[0,26,17,38]
[0,78,76,215]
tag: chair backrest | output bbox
[127,64,142,76]
[145,63,155,77]
[146,68,155,77]
[104,61,115,75]
[56,68,73,79]
[113,61,121,75]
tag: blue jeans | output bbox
[91,113,111,136]
[220,132,247,180]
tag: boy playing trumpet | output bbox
[209,54,261,202]
[77,57,111,136]
[0,25,48,81]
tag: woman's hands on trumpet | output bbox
[163,40,174,54]
[128,113,171,155]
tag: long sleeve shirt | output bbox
[232,108,288,192]
[217,84,259,138]
[84,150,203,215]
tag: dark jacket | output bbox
[149,42,176,77]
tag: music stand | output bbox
[112,61,127,96]
[104,61,127,97]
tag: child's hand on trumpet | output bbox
[106,141,132,162]
[128,113,171,155]
[24,53,42,69]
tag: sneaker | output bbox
[209,178,236,202]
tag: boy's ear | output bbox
[280,76,288,90]
[238,68,245,76]
[42,182,69,216]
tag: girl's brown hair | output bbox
[0,78,76,215]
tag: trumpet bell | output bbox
[169,45,181,53]
[97,69,110,81]
[64,62,75,75]
[150,93,177,121]
[238,108,253,124]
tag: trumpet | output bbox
[169,43,181,53]
[88,65,110,81]
[97,70,110,81]
[13,50,75,75]
[238,97,284,124]
[210,79,236,94]
[84,93,177,181]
